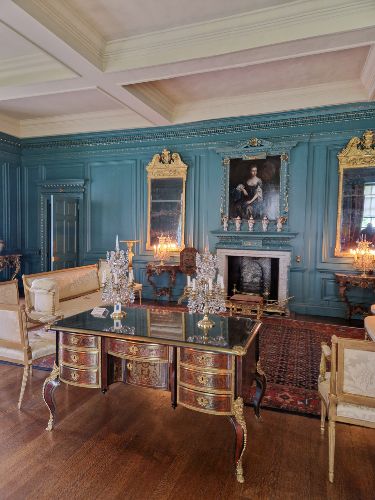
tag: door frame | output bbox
[39,180,85,272]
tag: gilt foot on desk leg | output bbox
[253,361,267,419]
[229,397,247,484]
[42,363,60,431]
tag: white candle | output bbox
[187,275,191,287]
[115,234,119,252]
[192,278,196,291]
[114,272,118,285]
[129,269,134,282]
[101,270,106,286]
[208,278,213,291]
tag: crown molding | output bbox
[0,53,76,86]
[173,80,368,123]
[104,0,375,72]
[361,44,375,99]
[19,109,151,138]
[13,0,104,69]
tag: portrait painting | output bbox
[228,155,281,220]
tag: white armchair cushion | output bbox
[31,278,58,313]
[0,281,19,305]
[343,348,375,397]
[0,309,22,342]
[337,403,375,423]
[0,329,56,361]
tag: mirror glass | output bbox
[150,178,184,247]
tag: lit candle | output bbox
[187,275,191,287]
[129,269,134,282]
[192,279,196,291]
[115,234,119,252]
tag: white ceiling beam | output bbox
[104,0,375,72]
[0,78,95,101]
[1,1,172,124]
[361,45,375,99]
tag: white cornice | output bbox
[0,53,76,86]
[173,80,368,124]
[13,0,105,69]
[104,0,375,71]
[0,111,20,137]
[361,45,375,99]
[19,109,151,138]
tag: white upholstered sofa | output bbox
[23,264,104,323]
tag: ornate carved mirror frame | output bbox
[335,130,375,256]
[146,149,188,251]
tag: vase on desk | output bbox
[0,240,5,254]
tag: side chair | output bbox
[318,335,375,482]
[0,280,56,409]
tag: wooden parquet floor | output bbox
[0,364,374,500]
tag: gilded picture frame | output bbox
[335,130,375,256]
[146,149,188,251]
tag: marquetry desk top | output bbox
[43,307,265,484]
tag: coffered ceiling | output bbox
[0,0,374,138]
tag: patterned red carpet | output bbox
[31,310,365,416]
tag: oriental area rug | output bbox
[25,309,365,417]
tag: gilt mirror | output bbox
[335,130,375,256]
[146,149,188,250]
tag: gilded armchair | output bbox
[0,280,56,409]
[318,336,375,482]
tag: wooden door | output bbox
[51,195,79,270]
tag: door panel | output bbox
[51,196,79,270]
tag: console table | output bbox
[43,308,265,483]
[335,272,375,319]
[146,262,180,300]
[0,253,21,280]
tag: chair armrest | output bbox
[319,342,331,382]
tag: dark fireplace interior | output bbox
[227,256,279,300]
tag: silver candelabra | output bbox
[101,236,135,318]
[187,249,226,330]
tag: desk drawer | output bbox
[180,348,232,371]
[108,339,168,361]
[126,360,169,390]
[59,347,99,369]
[60,364,100,388]
[178,386,232,415]
[60,332,99,350]
[179,365,232,393]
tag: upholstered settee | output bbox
[23,264,104,323]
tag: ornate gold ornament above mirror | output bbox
[335,130,375,256]
[146,149,188,251]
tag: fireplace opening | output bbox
[227,256,279,300]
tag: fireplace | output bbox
[217,249,291,302]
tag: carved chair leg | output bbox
[42,363,60,431]
[29,364,33,377]
[18,365,29,409]
[328,418,336,483]
[320,400,327,433]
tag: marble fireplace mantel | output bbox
[211,230,297,250]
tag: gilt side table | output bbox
[0,252,21,280]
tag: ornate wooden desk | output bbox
[335,272,375,319]
[0,252,21,280]
[43,308,265,483]
[146,262,180,300]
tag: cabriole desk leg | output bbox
[42,362,60,431]
[228,397,247,483]
[253,361,267,418]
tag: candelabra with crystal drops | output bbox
[350,236,375,276]
[187,249,226,330]
[102,236,135,318]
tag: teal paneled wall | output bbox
[3,102,375,315]
[0,133,21,279]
